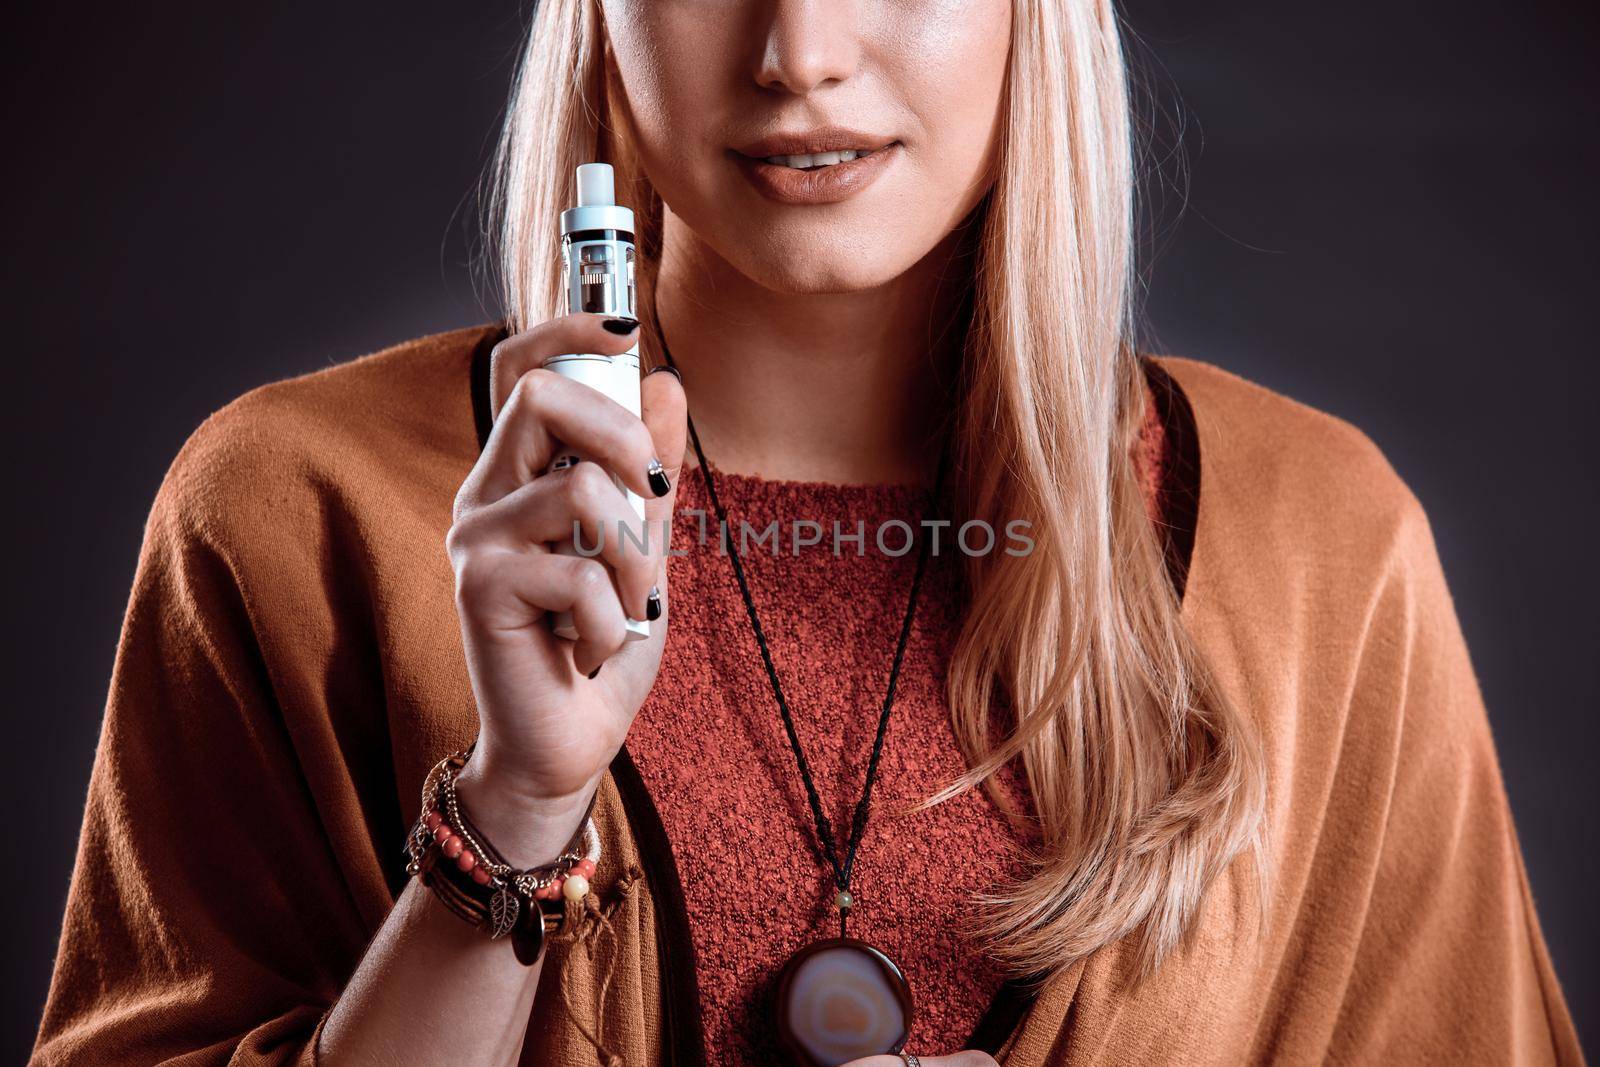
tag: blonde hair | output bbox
[489,0,1271,984]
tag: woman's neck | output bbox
[651,210,969,488]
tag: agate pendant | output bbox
[774,937,914,1067]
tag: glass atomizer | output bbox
[545,162,648,642]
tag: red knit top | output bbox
[626,381,1170,1062]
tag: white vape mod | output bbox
[545,162,649,642]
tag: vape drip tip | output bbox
[576,162,614,208]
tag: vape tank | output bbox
[545,162,648,642]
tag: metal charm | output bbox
[488,885,520,939]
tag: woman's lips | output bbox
[731,142,900,206]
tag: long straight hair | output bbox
[488,0,1271,984]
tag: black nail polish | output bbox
[644,364,682,383]
[587,665,602,680]
[646,586,662,621]
[602,316,640,335]
[647,457,671,497]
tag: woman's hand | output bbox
[840,1054,1000,1067]
[446,311,687,865]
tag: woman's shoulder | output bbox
[1146,352,1454,634]
[1154,354,1482,793]
[1149,352,1428,545]
[151,323,497,554]
[183,322,495,458]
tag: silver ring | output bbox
[899,1054,922,1067]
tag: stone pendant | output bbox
[774,937,914,1067]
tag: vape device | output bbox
[545,162,649,642]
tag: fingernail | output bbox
[644,364,681,383]
[646,457,671,497]
[602,316,640,335]
[646,586,662,621]
[587,665,602,680]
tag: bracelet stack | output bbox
[404,745,601,966]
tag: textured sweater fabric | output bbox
[30,324,1585,1065]
[625,387,1168,1060]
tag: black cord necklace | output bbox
[654,312,947,1067]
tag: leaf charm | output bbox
[488,886,519,939]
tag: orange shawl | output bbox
[30,326,1584,1064]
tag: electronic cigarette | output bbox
[545,162,649,642]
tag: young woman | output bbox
[33,1,1582,1065]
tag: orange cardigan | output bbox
[30,325,1584,1064]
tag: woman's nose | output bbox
[753,0,863,95]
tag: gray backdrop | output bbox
[4,2,1594,1059]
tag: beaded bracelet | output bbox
[404,745,602,965]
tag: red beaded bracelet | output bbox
[404,745,602,964]
[422,806,601,899]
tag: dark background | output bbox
[3,1,1594,1058]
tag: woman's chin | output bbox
[724,243,910,297]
